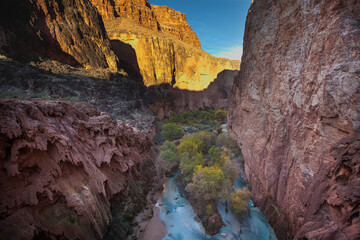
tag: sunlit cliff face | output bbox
[90,0,240,91]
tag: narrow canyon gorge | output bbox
[0,0,359,239]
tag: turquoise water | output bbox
[157,175,277,240]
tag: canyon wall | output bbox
[228,0,360,239]
[91,0,240,90]
[91,0,160,31]
[0,99,154,239]
[0,0,118,70]
[151,5,201,48]
[145,70,239,118]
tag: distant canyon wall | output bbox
[91,0,240,90]
[145,70,239,118]
[0,99,154,239]
[228,0,360,239]
[0,0,118,70]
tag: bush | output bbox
[215,109,227,123]
[205,204,214,216]
[161,123,184,141]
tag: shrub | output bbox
[215,109,227,123]
[205,204,214,216]
[161,123,184,141]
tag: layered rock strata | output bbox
[0,0,118,70]
[228,0,360,239]
[91,0,160,31]
[151,5,201,48]
[0,99,154,239]
[91,0,239,90]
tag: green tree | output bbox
[179,152,205,183]
[161,123,184,141]
[193,131,216,154]
[177,137,203,155]
[208,146,224,167]
[177,137,206,182]
[160,149,178,164]
[161,140,177,152]
[229,188,251,216]
[185,165,225,201]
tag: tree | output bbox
[161,140,177,152]
[193,131,216,154]
[229,188,251,216]
[161,123,184,141]
[177,137,203,156]
[208,146,224,167]
[160,149,178,164]
[185,166,225,201]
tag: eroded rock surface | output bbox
[228,0,360,239]
[91,0,240,90]
[0,0,118,70]
[0,99,154,239]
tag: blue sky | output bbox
[150,0,252,60]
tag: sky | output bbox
[150,0,252,60]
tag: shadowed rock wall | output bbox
[145,70,239,118]
[228,0,360,239]
[0,0,118,70]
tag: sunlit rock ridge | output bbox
[90,0,240,90]
[229,0,360,239]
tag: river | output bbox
[156,175,277,240]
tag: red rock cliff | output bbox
[91,0,160,31]
[0,99,154,239]
[90,0,239,90]
[228,0,360,239]
[0,0,118,70]
[151,5,201,48]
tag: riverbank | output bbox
[140,206,167,240]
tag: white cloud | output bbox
[213,46,243,60]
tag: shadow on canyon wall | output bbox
[144,69,239,118]
[110,40,143,83]
[0,0,81,67]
